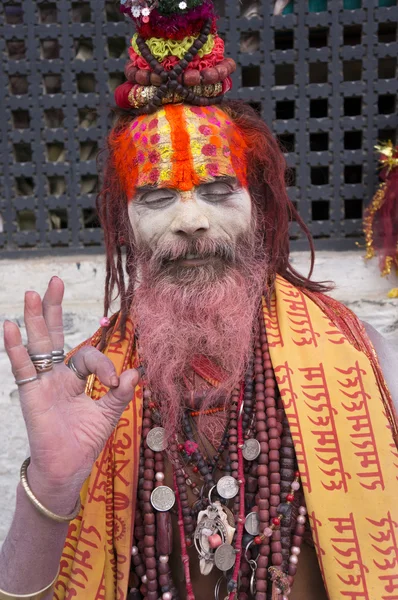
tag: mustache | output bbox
[145,237,237,266]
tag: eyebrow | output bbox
[199,176,238,186]
[135,184,160,194]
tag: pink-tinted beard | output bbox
[132,234,267,442]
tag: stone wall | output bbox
[0,251,396,545]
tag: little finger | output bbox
[3,321,39,389]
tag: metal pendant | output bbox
[146,426,167,451]
[242,438,261,461]
[194,516,228,562]
[244,512,260,536]
[150,486,175,511]
[214,543,236,571]
[217,476,239,499]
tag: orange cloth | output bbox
[54,276,398,600]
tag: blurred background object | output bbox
[363,141,398,290]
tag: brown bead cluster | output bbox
[139,397,159,598]
[130,307,306,600]
[125,58,235,88]
[238,317,303,600]
[180,409,230,519]
[170,438,196,546]
[253,319,273,599]
[129,19,227,113]
[227,389,240,521]
[288,508,306,585]
[280,412,297,572]
[242,355,255,434]
[130,390,176,600]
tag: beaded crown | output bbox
[114,0,236,114]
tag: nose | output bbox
[170,196,210,237]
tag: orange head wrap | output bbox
[110,104,247,200]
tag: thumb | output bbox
[95,368,142,424]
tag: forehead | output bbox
[132,106,244,193]
[111,104,247,201]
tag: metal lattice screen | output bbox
[0,0,397,255]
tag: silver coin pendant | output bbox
[214,543,236,571]
[242,438,261,461]
[217,476,239,499]
[150,486,175,512]
[147,427,167,452]
[244,512,260,536]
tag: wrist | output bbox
[26,461,83,516]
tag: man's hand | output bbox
[3,276,140,507]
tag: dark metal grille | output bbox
[1,0,397,255]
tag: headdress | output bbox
[111,0,246,197]
[114,0,236,114]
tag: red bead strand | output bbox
[227,384,245,600]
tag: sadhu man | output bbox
[1,1,397,599]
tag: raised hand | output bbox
[3,276,139,507]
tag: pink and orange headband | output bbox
[110,104,248,200]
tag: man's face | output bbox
[127,176,252,275]
[129,175,265,440]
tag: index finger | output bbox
[42,277,65,352]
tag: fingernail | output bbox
[110,375,119,388]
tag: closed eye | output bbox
[198,181,238,202]
[137,189,177,208]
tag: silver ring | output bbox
[66,355,87,381]
[52,349,65,364]
[15,375,39,386]
[29,353,53,373]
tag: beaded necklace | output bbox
[129,314,307,600]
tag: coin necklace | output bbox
[131,387,177,600]
[129,317,306,600]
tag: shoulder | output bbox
[361,320,397,361]
[361,320,398,414]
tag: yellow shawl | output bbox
[54,275,398,600]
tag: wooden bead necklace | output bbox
[129,314,307,600]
